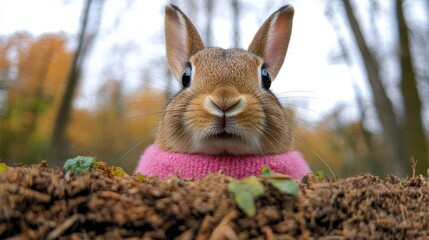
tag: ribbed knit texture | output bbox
[135,144,311,179]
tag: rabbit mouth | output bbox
[211,131,239,140]
[193,131,261,155]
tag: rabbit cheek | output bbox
[258,94,293,154]
[183,95,216,137]
[233,97,266,141]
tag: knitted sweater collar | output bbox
[135,144,311,180]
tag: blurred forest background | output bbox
[0,0,428,176]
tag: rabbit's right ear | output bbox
[165,4,204,81]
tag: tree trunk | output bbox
[342,0,406,174]
[50,0,93,164]
[205,0,214,46]
[231,0,240,48]
[395,0,428,174]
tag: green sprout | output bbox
[228,176,264,217]
[0,162,8,173]
[261,166,298,196]
[63,156,96,173]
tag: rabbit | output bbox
[155,4,295,156]
[135,4,311,179]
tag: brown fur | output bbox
[155,4,295,155]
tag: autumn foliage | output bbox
[0,32,165,173]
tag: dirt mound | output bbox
[1,162,429,239]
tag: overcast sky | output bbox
[0,0,369,123]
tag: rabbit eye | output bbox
[182,66,192,88]
[261,68,271,90]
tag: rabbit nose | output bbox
[204,88,246,117]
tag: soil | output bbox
[1,161,429,239]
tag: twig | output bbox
[408,155,416,178]
[209,211,239,240]
[47,214,81,240]
[263,226,276,240]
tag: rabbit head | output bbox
[155,4,295,155]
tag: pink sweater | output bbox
[135,145,311,180]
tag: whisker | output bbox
[115,134,153,164]
[118,112,164,122]
[293,120,319,132]
[117,108,198,123]
[272,90,316,95]
[283,104,319,114]
[277,96,323,101]
[292,134,336,178]
[124,100,166,105]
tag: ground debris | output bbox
[1,163,429,239]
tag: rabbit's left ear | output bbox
[248,5,294,79]
[165,4,204,81]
